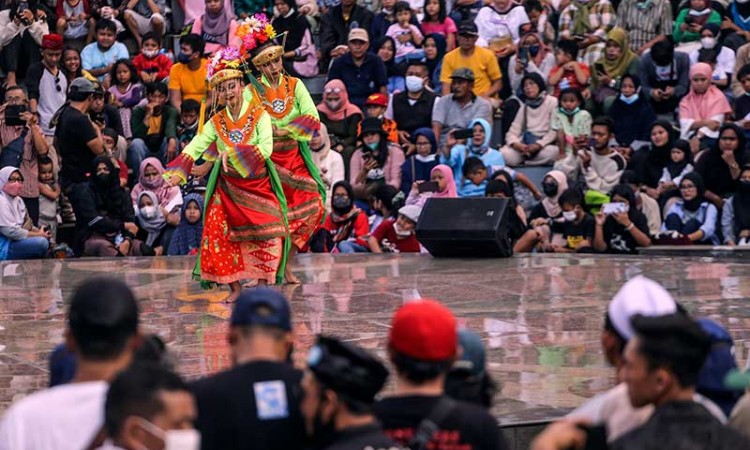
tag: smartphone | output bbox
[453,128,474,140]
[418,181,439,193]
[602,202,628,215]
[5,104,27,127]
[518,47,529,64]
[594,62,605,75]
[588,138,597,148]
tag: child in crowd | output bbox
[462,156,542,200]
[386,1,424,64]
[177,99,200,152]
[132,32,173,84]
[38,156,60,240]
[420,0,456,51]
[552,88,593,180]
[167,193,204,256]
[549,39,590,99]
[102,128,129,188]
[81,19,130,82]
[547,188,595,253]
[368,204,423,253]
[108,59,143,140]
[359,93,399,144]
[523,0,554,45]
[56,0,93,42]
[658,139,694,197]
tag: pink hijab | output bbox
[316,79,362,122]
[679,63,732,121]
[541,170,568,217]
[131,157,181,207]
[431,164,457,198]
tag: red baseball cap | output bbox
[42,34,63,51]
[389,299,457,361]
[365,93,388,107]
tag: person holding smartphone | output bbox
[590,27,639,112]
[406,164,456,207]
[593,184,651,254]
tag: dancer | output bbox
[165,46,288,303]
[236,14,326,284]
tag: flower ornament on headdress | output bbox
[206,46,243,87]
[236,13,277,54]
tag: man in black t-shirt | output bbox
[190,288,306,450]
[593,185,652,254]
[548,189,596,253]
[373,300,509,450]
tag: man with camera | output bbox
[0,85,50,225]
[0,0,50,87]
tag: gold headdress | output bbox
[206,46,243,88]
[235,13,283,67]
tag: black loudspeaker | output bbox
[415,197,514,258]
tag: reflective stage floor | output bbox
[1,253,750,424]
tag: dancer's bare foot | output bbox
[224,282,242,304]
[284,268,301,284]
[242,279,259,288]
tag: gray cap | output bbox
[450,68,475,82]
[398,205,422,223]
[70,77,97,94]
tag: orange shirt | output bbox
[168,59,209,103]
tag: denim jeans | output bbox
[7,236,49,260]
[128,138,168,180]
[337,241,369,253]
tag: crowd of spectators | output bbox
[2,0,750,260]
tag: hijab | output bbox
[733,167,750,230]
[201,0,232,45]
[413,127,437,157]
[681,171,706,212]
[667,139,693,179]
[375,36,404,78]
[648,119,676,166]
[91,155,124,213]
[431,164,457,198]
[520,31,550,68]
[0,166,26,228]
[680,63,732,121]
[597,27,637,81]
[467,118,493,156]
[317,79,363,122]
[424,34,447,80]
[609,74,654,146]
[136,191,166,246]
[131,157,181,207]
[329,180,362,242]
[698,123,750,196]
[541,170,568,217]
[272,0,309,51]
[167,193,204,256]
[311,122,333,165]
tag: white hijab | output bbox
[0,166,27,228]
[136,191,166,246]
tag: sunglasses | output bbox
[324,87,342,94]
[54,76,62,92]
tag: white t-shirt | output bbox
[0,381,108,450]
[475,5,530,47]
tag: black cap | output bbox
[457,21,478,36]
[358,117,385,139]
[307,336,389,405]
[230,288,292,331]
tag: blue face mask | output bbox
[560,106,580,116]
[637,0,653,10]
[528,45,540,57]
[177,52,192,64]
[620,93,639,104]
[366,141,379,151]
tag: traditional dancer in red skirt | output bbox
[236,14,325,284]
[165,47,289,303]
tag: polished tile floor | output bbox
[1,254,750,424]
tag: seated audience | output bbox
[0,1,49,87]
[439,21,502,100]
[688,23,735,91]
[722,165,750,246]
[327,29,388,108]
[167,192,204,256]
[107,59,143,140]
[386,62,438,139]
[400,127,439,194]
[61,45,95,84]
[593,183,651,253]
[191,0,240,55]
[122,0,166,47]
[129,82,179,172]
[673,0,721,49]
[461,156,540,200]
[131,157,182,251]
[607,74,656,152]
[475,0,529,52]
[590,27,639,113]
[370,184,406,231]
[485,178,528,241]
[501,73,558,167]
[0,166,51,260]
[657,138,694,200]
[406,163,456,207]
[639,39,690,115]
[317,79,363,173]
[374,36,406,94]
[580,116,627,194]
[56,0,92,42]
[37,157,60,239]
[361,93,398,144]
[386,1,424,64]
[620,170,662,237]
[552,88,593,180]
[423,33,446,92]
[81,19,129,82]
[558,0,615,66]
[549,188,595,253]
[630,120,676,197]
[507,30,555,96]
[695,124,750,208]
[615,0,673,55]
[168,33,207,110]
[442,118,504,196]
[431,67,493,147]
[515,169,569,253]
[370,0,396,43]
[662,172,719,245]
[350,117,405,198]
[319,180,371,253]
[679,62,731,151]
[368,204,422,253]
[176,99,200,152]
[310,123,345,212]
[318,0,373,67]
[420,0,457,51]
[549,39,590,99]
[132,32,172,84]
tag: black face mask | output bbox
[542,181,558,198]
[307,401,338,450]
[739,180,750,194]
[332,196,353,214]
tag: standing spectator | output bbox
[132,32,172,84]
[507,30,555,96]
[615,0,672,55]
[103,364,198,450]
[721,165,750,246]
[368,204,422,252]
[374,300,509,449]
[301,336,394,449]
[0,277,140,449]
[122,0,166,47]
[501,73,559,167]
[593,183,651,253]
[192,0,240,55]
[400,127,439,193]
[317,79,363,173]
[580,116,626,194]
[0,1,50,87]
[26,33,67,141]
[431,68,493,146]
[190,288,307,450]
[420,0,457,51]
[168,33,207,110]
[439,21,502,103]
[55,0,92,42]
[129,82,179,171]
[386,61,438,140]
[317,180,370,252]
[475,0,529,50]
[662,172,719,244]
[0,166,51,260]
[81,19,129,82]
[0,86,51,224]
[673,0,721,50]
[639,39,691,116]
[311,124,345,211]
[327,28,388,109]
[694,123,750,208]
[318,0,373,67]
[558,0,615,66]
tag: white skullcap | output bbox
[608,276,677,341]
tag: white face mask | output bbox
[142,49,159,58]
[405,75,424,93]
[325,99,342,111]
[562,210,577,222]
[137,418,201,450]
[140,205,159,220]
[393,222,413,237]
[701,37,716,50]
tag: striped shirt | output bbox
[559,0,616,42]
[616,0,674,51]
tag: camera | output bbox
[5,104,27,127]
[16,2,30,25]
[90,111,105,124]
